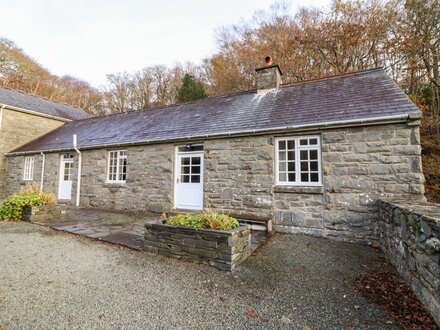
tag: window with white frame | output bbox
[23,156,34,181]
[108,150,127,182]
[275,136,321,186]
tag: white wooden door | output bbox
[175,152,204,210]
[58,154,74,200]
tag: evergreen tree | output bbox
[177,74,207,103]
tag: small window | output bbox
[108,150,127,183]
[275,136,321,186]
[23,156,35,181]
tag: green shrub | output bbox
[0,185,56,221]
[168,211,239,231]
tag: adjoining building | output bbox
[0,86,89,199]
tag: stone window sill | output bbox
[273,185,323,194]
[104,182,126,192]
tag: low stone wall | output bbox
[378,199,440,325]
[144,224,252,271]
[23,204,67,222]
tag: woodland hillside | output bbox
[0,0,438,201]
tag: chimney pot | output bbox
[265,56,273,66]
[255,57,282,92]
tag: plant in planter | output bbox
[0,184,56,221]
[167,211,239,231]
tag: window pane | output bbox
[301,162,308,171]
[287,151,295,161]
[192,166,200,174]
[192,157,201,165]
[279,151,286,161]
[287,140,295,150]
[288,173,295,182]
[182,157,190,165]
[310,150,318,160]
[279,173,287,182]
[279,162,286,171]
[310,173,319,182]
[181,175,190,183]
[309,138,318,145]
[191,175,200,183]
[278,140,286,150]
[288,162,295,171]
[300,150,308,160]
[301,173,309,182]
[182,166,190,174]
[310,161,318,171]
[300,139,308,146]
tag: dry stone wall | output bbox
[378,199,440,325]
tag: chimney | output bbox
[255,56,282,93]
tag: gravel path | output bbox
[0,221,398,329]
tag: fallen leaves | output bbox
[354,270,438,329]
[247,311,256,318]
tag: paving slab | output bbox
[38,208,161,250]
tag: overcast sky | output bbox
[0,0,329,87]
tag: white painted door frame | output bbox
[174,150,204,210]
[58,154,74,200]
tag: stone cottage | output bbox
[5,65,425,242]
[0,87,88,199]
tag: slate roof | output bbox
[0,86,89,121]
[9,68,421,155]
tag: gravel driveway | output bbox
[0,221,397,329]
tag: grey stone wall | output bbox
[6,153,63,199]
[79,145,174,212]
[204,136,274,220]
[5,122,425,243]
[274,123,425,243]
[23,204,67,222]
[144,223,252,271]
[5,154,44,195]
[378,199,440,325]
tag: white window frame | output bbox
[107,150,127,183]
[23,156,34,181]
[275,135,322,186]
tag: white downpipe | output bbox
[73,134,82,207]
[40,152,45,191]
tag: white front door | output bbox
[58,154,74,200]
[175,152,204,210]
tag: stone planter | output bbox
[144,223,252,271]
[23,204,67,222]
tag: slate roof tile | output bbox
[0,87,89,121]
[9,68,420,154]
